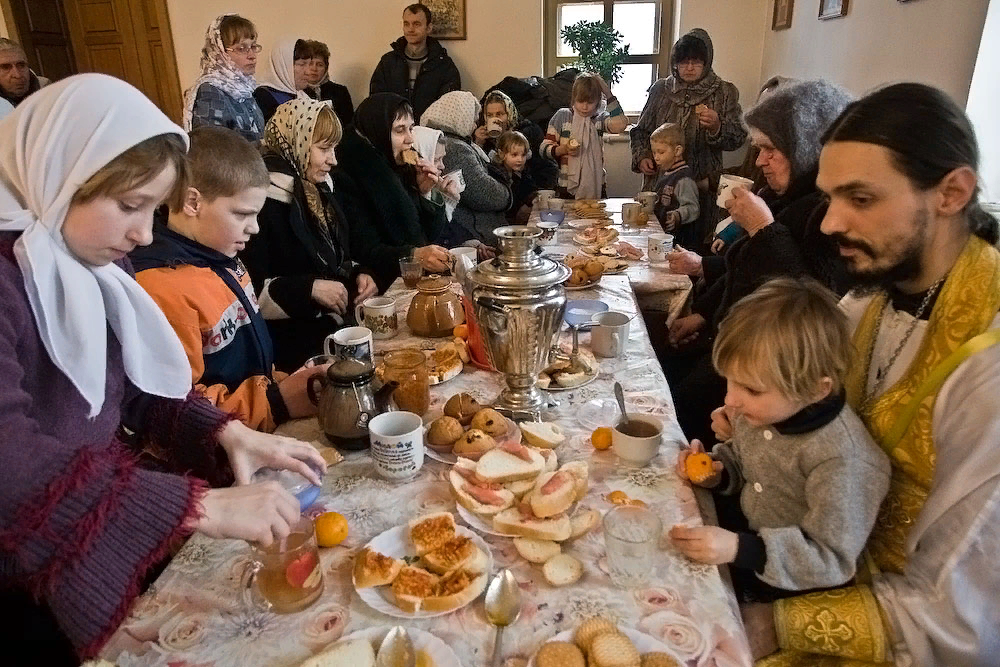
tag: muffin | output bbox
[426,416,464,450]
[444,392,483,425]
[451,429,496,459]
[469,408,508,437]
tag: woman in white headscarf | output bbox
[420,91,511,245]
[184,13,265,142]
[254,37,313,122]
[0,74,323,660]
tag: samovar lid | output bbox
[471,226,571,290]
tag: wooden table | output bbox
[100,274,750,667]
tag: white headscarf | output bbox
[0,74,192,417]
[260,38,311,99]
[412,125,462,221]
[182,14,259,131]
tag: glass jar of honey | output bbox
[382,348,430,416]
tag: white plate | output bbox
[542,368,598,391]
[422,413,522,465]
[567,219,597,230]
[327,626,461,667]
[564,278,601,291]
[527,628,680,667]
[353,524,493,619]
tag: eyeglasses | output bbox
[226,43,262,55]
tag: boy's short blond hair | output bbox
[572,72,602,105]
[712,277,851,402]
[178,126,268,210]
[651,122,684,148]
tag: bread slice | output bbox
[389,566,439,613]
[421,568,487,613]
[421,535,476,575]
[569,508,600,539]
[298,638,376,667]
[554,370,588,388]
[520,422,566,448]
[352,547,404,588]
[476,446,545,483]
[559,460,589,502]
[539,448,559,473]
[504,478,536,499]
[542,554,583,586]
[492,507,571,541]
[513,537,561,564]
[529,471,576,518]
[408,512,457,555]
[450,459,515,516]
[464,546,489,575]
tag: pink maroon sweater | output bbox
[0,233,236,659]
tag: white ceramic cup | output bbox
[368,411,425,480]
[536,221,559,245]
[717,174,754,208]
[612,414,663,465]
[591,311,631,358]
[648,233,674,263]
[636,191,658,214]
[621,201,643,225]
[324,326,374,366]
[354,297,398,340]
[449,247,477,265]
[536,189,556,210]
[486,118,505,138]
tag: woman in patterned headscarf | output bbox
[242,98,378,371]
[184,14,266,142]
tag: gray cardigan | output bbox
[440,135,511,244]
[713,405,891,591]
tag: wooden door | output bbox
[4,0,77,81]
[62,0,182,123]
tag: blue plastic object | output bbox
[564,299,609,328]
[539,209,566,224]
[251,465,324,511]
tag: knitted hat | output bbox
[743,79,854,181]
[420,90,480,139]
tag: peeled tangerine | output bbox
[685,453,716,484]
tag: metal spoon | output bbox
[375,626,415,667]
[484,569,522,667]
[614,381,630,430]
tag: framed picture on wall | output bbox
[772,0,793,30]
[424,0,467,40]
[819,0,849,19]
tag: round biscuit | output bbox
[573,617,618,653]
[641,653,682,667]
[535,641,585,667]
[590,632,640,667]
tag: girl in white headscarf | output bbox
[0,74,323,659]
[254,38,313,122]
[184,13,265,141]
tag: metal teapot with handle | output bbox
[307,358,396,450]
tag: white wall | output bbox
[760,0,989,105]
[164,0,543,104]
[966,0,1000,201]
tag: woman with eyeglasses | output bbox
[183,14,266,143]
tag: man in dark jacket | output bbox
[0,39,46,108]
[369,3,461,121]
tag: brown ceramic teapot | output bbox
[307,358,396,450]
[406,275,465,337]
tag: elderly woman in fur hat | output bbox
[663,79,855,447]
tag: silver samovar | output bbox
[469,226,571,418]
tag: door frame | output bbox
[0,1,19,42]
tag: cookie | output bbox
[574,617,618,653]
[641,653,682,667]
[590,632,641,667]
[535,641,585,667]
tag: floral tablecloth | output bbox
[101,276,750,667]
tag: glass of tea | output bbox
[241,516,324,614]
[399,257,423,289]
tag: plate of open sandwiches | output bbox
[447,437,592,542]
[539,347,598,391]
[424,393,522,464]
[528,619,681,667]
[353,512,492,618]
[299,626,460,667]
[573,226,619,247]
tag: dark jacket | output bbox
[488,161,537,222]
[190,83,265,143]
[253,86,296,123]
[241,154,365,371]
[308,81,355,127]
[369,37,461,121]
[483,119,559,191]
[332,127,447,291]
[131,220,289,428]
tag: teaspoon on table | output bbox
[614,381,631,430]
[376,626,415,667]
[484,569,521,667]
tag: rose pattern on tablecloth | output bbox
[101,269,750,667]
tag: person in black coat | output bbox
[303,40,355,127]
[240,98,378,372]
[369,4,461,122]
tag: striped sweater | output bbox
[540,99,626,194]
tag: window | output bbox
[545,0,674,117]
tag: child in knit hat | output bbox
[649,122,701,249]
[671,277,890,602]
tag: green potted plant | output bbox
[560,20,630,84]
